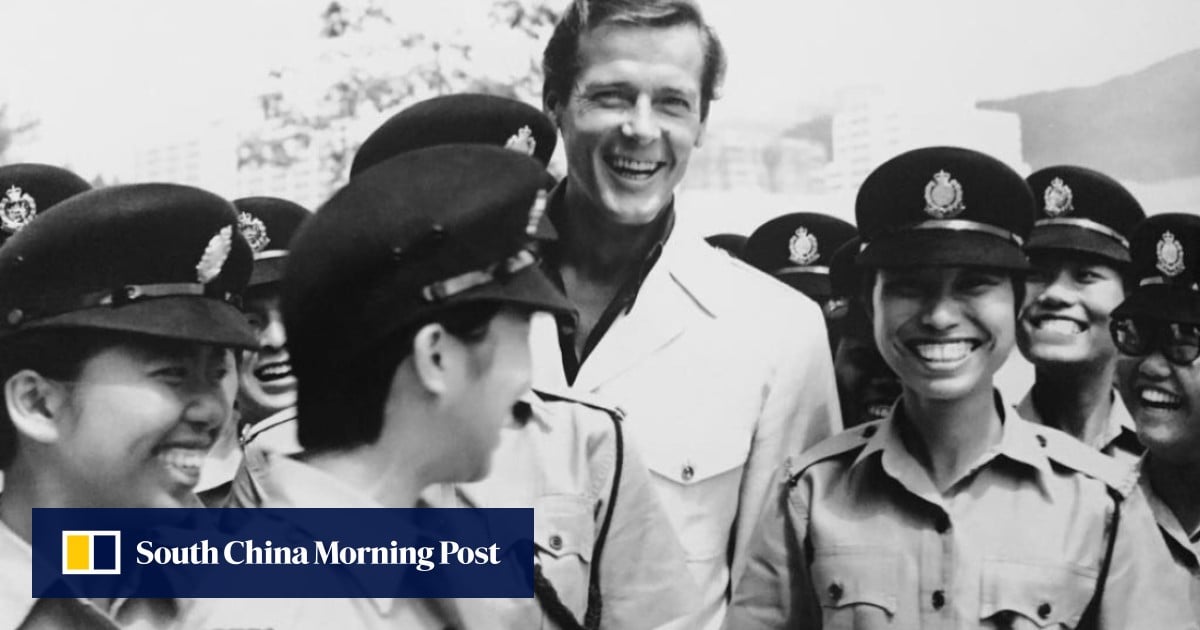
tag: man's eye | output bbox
[151,366,188,383]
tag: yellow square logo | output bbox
[61,530,121,575]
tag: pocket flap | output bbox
[534,494,595,562]
[981,558,1097,627]
[811,547,900,615]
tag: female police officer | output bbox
[724,147,1192,629]
[1016,166,1145,469]
[1111,213,1200,618]
[0,182,256,629]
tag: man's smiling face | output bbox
[553,23,707,225]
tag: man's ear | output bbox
[5,369,67,444]
[410,323,449,396]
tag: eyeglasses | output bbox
[1110,316,1200,366]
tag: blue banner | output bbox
[32,508,534,598]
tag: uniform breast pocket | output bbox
[534,494,596,618]
[810,547,900,629]
[980,558,1098,629]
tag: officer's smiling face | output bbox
[553,23,706,225]
[51,340,235,507]
[873,266,1015,402]
[1117,331,1200,465]
[238,288,296,424]
[1019,252,1126,368]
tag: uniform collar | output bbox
[1016,387,1141,455]
[239,452,410,614]
[853,393,1052,498]
[1139,457,1200,562]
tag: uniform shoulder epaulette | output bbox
[532,387,626,423]
[1036,425,1139,498]
[785,421,879,487]
[239,409,299,447]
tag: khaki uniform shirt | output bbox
[0,516,178,630]
[180,453,461,630]
[1016,388,1143,471]
[726,403,1198,629]
[531,216,840,630]
[1135,458,1200,620]
[421,390,698,629]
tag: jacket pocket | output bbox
[980,558,1098,628]
[810,547,900,628]
[534,494,596,618]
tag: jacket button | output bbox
[548,534,563,550]
[828,582,843,602]
[931,590,945,609]
[681,464,695,482]
[1036,434,1048,448]
[1038,602,1052,619]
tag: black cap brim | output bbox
[249,253,288,287]
[1112,285,1200,326]
[857,229,1030,271]
[451,264,575,319]
[1025,224,1130,264]
[774,272,831,301]
[17,297,259,349]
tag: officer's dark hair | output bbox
[542,0,726,122]
[0,329,198,470]
[295,301,506,452]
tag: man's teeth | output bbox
[608,156,660,177]
[255,363,292,381]
[157,448,207,473]
[867,404,891,418]
[914,341,975,362]
[1036,318,1084,334]
[1140,388,1182,407]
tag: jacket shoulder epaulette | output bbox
[532,387,625,423]
[785,422,878,487]
[1036,425,1139,498]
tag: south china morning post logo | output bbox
[61,530,122,575]
[33,508,534,598]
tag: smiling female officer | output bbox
[1017,166,1145,469]
[725,147,1193,629]
[1111,213,1200,618]
[0,183,257,629]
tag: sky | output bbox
[2,0,1199,176]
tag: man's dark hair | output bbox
[295,301,505,452]
[542,0,727,121]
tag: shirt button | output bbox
[935,514,951,534]
[681,464,695,482]
[1038,602,1052,619]
[548,534,563,550]
[931,590,946,609]
[1036,434,1048,448]
[828,582,843,602]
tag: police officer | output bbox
[726,147,1193,628]
[743,212,858,350]
[827,236,901,428]
[1111,213,1200,618]
[1016,166,1145,468]
[339,93,699,630]
[196,196,311,504]
[0,183,256,629]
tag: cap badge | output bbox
[505,125,537,157]
[237,212,271,253]
[1043,177,1074,217]
[196,226,233,284]
[0,185,38,235]
[923,170,965,219]
[525,189,547,236]
[1156,230,1185,277]
[788,227,820,265]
